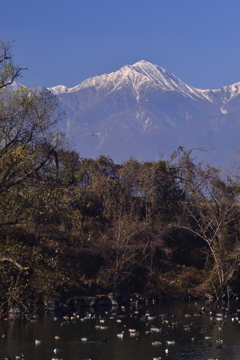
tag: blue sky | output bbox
[2,0,240,90]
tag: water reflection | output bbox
[1,299,240,360]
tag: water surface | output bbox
[1,298,240,360]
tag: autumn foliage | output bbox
[1,41,240,313]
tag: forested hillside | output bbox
[1,41,240,315]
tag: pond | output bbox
[1,298,240,360]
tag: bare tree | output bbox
[0,40,65,314]
[175,149,240,289]
[0,40,26,89]
[0,87,63,193]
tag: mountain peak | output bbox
[132,59,160,69]
[128,60,199,98]
[49,60,211,102]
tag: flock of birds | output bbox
[2,301,240,360]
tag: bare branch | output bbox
[0,257,28,271]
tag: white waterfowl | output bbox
[117,332,124,338]
[35,339,43,345]
[152,341,162,346]
[53,348,61,354]
[166,340,176,345]
[99,326,108,330]
[15,354,24,359]
[128,328,137,332]
[129,331,140,337]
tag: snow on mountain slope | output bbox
[49,60,208,101]
[49,60,240,110]
[6,81,26,91]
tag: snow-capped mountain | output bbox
[45,60,240,167]
[17,60,240,167]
